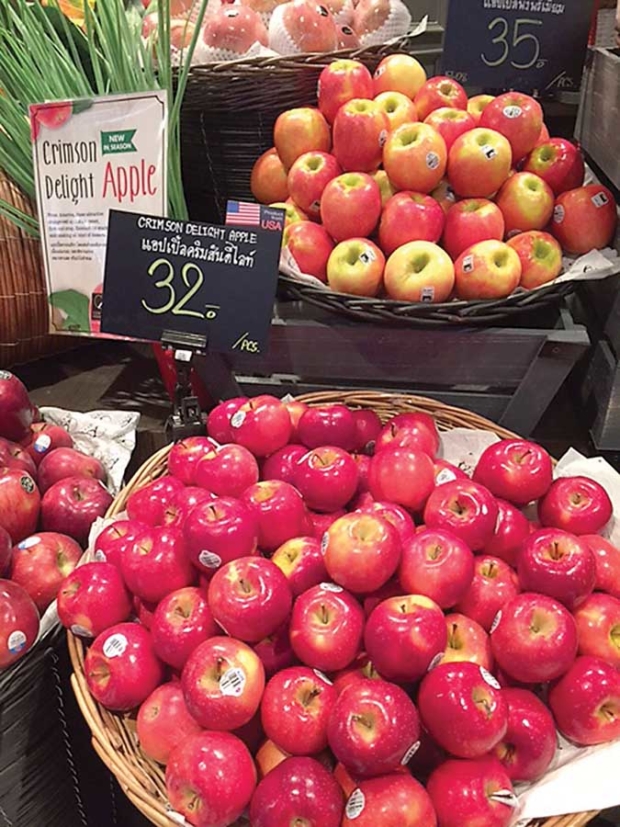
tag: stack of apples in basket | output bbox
[251,54,618,302]
[60,393,620,827]
[0,371,113,670]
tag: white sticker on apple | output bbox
[480,666,501,690]
[378,129,388,148]
[199,550,222,569]
[553,204,565,224]
[345,788,365,819]
[231,410,246,429]
[421,286,435,303]
[313,669,333,685]
[70,624,93,638]
[18,535,40,550]
[426,151,440,171]
[320,582,343,593]
[462,255,474,274]
[7,630,26,654]
[401,740,421,765]
[592,191,610,208]
[20,475,36,494]
[374,65,386,78]
[503,105,522,119]
[103,633,128,659]
[481,145,497,160]
[0,370,11,380]
[220,667,246,697]
[427,651,444,672]
[34,434,51,452]
[320,533,329,555]
[94,549,107,563]
[359,247,377,264]
[436,468,456,486]
[490,610,502,634]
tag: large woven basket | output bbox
[68,391,601,827]
[180,28,443,224]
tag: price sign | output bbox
[100,203,285,354]
[442,0,596,93]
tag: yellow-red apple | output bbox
[373,53,427,99]
[442,198,505,260]
[274,107,331,170]
[283,221,335,281]
[454,240,522,300]
[317,59,374,124]
[372,169,398,206]
[270,200,308,229]
[507,231,563,290]
[374,91,418,131]
[424,107,476,151]
[523,138,585,195]
[320,171,382,241]
[332,98,389,172]
[496,172,554,235]
[383,122,447,193]
[448,127,512,198]
[431,178,457,215]
[251,148,289,204]
[467,94,495,125]
[384,240,455,303]
[414,76,468,121]
[327,238,385,296]
[379,191,445,255]
[287,151,342,218]
[551,184,618,255]
[480,92,543,164]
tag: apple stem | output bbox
[319,603,329,624]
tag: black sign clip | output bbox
[162,330,208,443]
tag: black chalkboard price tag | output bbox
[442,0,596,94]
[100,203,285,355]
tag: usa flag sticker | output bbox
[225,200,284,232]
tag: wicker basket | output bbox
[68,391,601,827]
[180,28,443,224]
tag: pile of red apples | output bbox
[60,392,620,827]
[0,370,113,670]
[251,54,618,303]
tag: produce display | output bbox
[0,371,113,669]
[62,393,620,827]
[250,55,618,302]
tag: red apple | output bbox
[93,518,145,568]
[454,240,522,301]
[318,58,374,124]
[494,687,557,782]
[166,731,256,826]
[431,178,457,215]
[10,531,81,612]
[0,437,37,478]
[399,528,475,609]
[467,94,495,125]
[351,409,382,453]
[0,579,39,668]
[583,534,620,598]
[162,486,215,529]
[320,172,382,242]
[483,499,530,567]
[37,447,106,494]
[480,92,543,163]
[378,191,445,256]
[251,147,289,205]
[283,220,335,281]
[433,458,468,486]
[241,479,308,552]
[427,757,516,827]
[324,512,401,594]
[374,91,419,132]
[414,76,467,121]
[41,476,111,546]
[256,738,290,778]
[424,479,498,551]
[373,53,427,99]
[327,238,385,298]
[473,439,553,506]
[574,592,620,668]
[26,421,74,465]
[364,594,447,683]
[289,583,364,672]
[491,592,578,683]
[151,586,218,671]
[383,123,447,194]
[523,138,585,195]
[206,396,248,443]
[357,500,415,546]
[384,240,455,303]
[341,773,436,826]
[309,509,347,539]
[253,622,297,677]
[181,636,265,730]
[332,98,389,173]
[549,656,620,746]
[274,107,331,171]
[0,371,33,442]
[369,447,435,512]
[442,612,493,671]
[262,444,307,485]
[539,476,613,535]
[272,536,327,596]
[208,557,292,643]
[328,678,420,777]
[496,171,554,235]
[442,198,505,261]
[230,395,292,457]
[167,435,217,486]
[297,405,356,451]
[183,496,259,574]
[134,596,157,630]
[425,107,476,151]
[419,662,507,758]
[0,469,40,543]
[293,446,359,513]
[84,622,164,711]
[287,151,342,218]
[137,681,203,765]
[126,474,184,527]
[448,127,512,198]
[552,184,618,255]
[58,561,131,638]
[0,526,11,575]
[121,526,195,603]
[250,756,343,827]
[455,556,520,632]
[507,230,563,290]
[284,399,307,442]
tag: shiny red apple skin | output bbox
[0,371,33,442]
[0,469,40,544]
[126,474,184,527]
[255,738,290,779]
[289,583,364,672]
[0,437,38,477]
[318,58,374,124]
[253,622,297,677]
[261,665,337,755]
[378,192,445,257]
[473,439,553,506]
[183,496,259,575]
[163,486,215,529]
[309,509,347,539]
[241,479,309,552]
[494,687,557,782]
[443,612,493,671]
[121,526,195,604]
[167,435,217,486]
[483,499,530,567]
[166,731,256,827]
[351,409,382,453]
[427,757,515,827]
[324,512,401,594]
[583,534,620,598]
[491,592,578,684]
[523,138,585,195]
[250,756,343,827]
[207,557,293,643]
[361,578,403,619]
[374,412,440,458]
[425,106,476,150]
[181,635,265,730]
[455,556,520,632]
[399,528,474,609]
[137,681,203,765]
[538,476,613,535]
[332,653,381,695]
[341,773,437,827]
[414,76,468,122]
[0,578,40,668]
[151,586,218,671]
[41,476,112,546]
[261,444,307,485]
[10,531,82,612]
[194,443,259,498]
[37,446,105,493]
[206,396,248,443]
[297,404,357,451]
[369,447,435,512]
[358,500,416,546]
[293,446,359,513]
[57,561,132,638]
[364,594,447,682]
[552,184,617,255]
[93,518,146,568]
[442,198,505,261]
[287,151,342,218]
[517,528,596,610]
[332,99,389,173]
[0,526,11,575]
[573,592,620,668]
[272,536,328,596]
[284,400,308,442]
[230,395,292,457]
[328,678,420,777]
[424,479,499,551]
[548,655,620,746]
[480,92,543,163]
[84,622,164,711]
